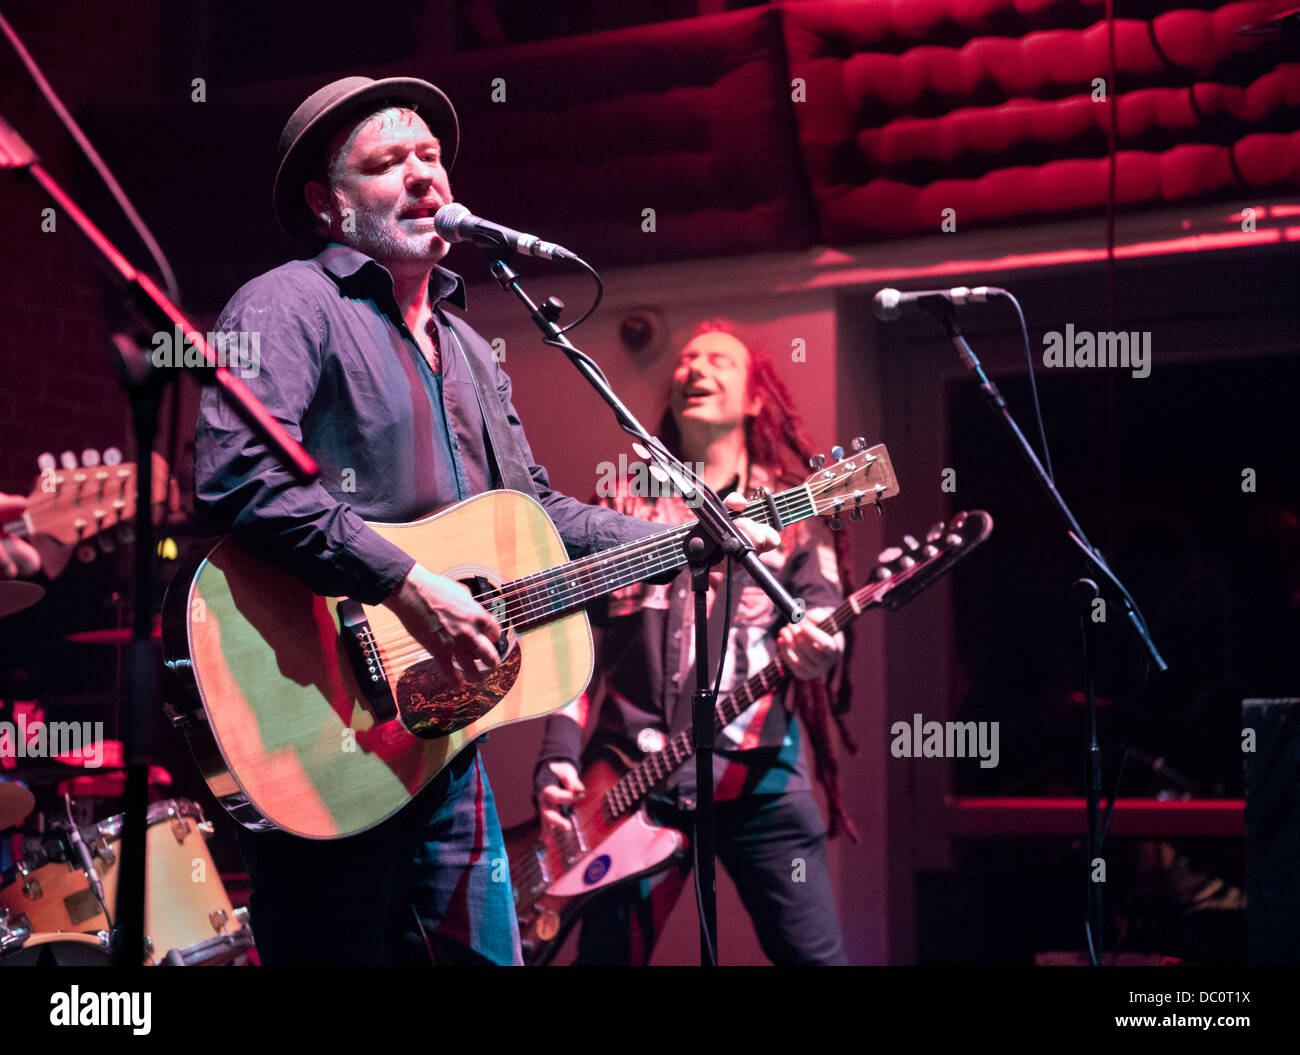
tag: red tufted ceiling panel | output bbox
[782,0,1300,241]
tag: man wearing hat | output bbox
[193,76,777,966]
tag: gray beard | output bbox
[341,203,442,264]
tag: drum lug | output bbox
[209,908,229,934]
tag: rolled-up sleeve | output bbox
[194,274,415,603]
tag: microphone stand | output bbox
[481,250,805,964]
[1,116,317,966]
[931,304,1166,966]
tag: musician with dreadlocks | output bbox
[533,319,857,965]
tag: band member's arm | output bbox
[194,276,417,606]
[774,526,846,681]
[534,694,590,832]
[0,494,41,579]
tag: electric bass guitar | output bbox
[505,509,993,965]
[161,442,899,839]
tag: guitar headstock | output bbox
[873,509,993,609]
[24,450,177,547]
[799,439,900,527]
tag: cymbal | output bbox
[0,777,35,829]
[66,616,162,644]
[0,581,44,619]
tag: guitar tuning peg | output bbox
[877,546,903,564]
[926,523,944,543]
[829,516,845,532]
[37,452,56,472]
[60,450,77,470]
[76,544,96,564]
[81,449,100,468]
[852,436,868,452]
[830,445,845,460]
[808,454,825,470]
[103,447,123,466]
[849,508,864,522]
[903,534,920,552]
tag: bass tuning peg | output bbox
[830,445,845,460]
[808,454,825,470]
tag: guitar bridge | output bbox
[337,600,397,723]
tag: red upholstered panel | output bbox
[783,0,1300,241]
[439,7,819,266]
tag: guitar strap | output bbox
[441,314,539,501]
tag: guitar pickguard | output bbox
[395,645,523,737]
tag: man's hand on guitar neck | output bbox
[723,490,782,554]
[383,564,503,687]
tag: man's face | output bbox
[670,331,761,432]
[312,108,452,265]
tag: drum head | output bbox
[0,932,110,966]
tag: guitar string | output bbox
[377,508,948,683]
[516,527,971,892]
[364,489,818,672]
[363,473,863,646]
[364,496,806,656]
[365,485,810,638]
[365,482,863,675]
[18,470,141,523]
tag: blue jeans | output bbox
[235,746,521,965]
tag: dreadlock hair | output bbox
[658,319,861,840]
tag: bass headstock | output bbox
[873,510,994,609]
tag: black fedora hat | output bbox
[272,75,459,247]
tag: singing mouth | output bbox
[401,202,442,220]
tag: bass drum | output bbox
[0,931,110,966]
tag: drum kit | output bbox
[1,451,253,965]
[0,759,254,966]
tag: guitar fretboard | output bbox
[485,485,816,633]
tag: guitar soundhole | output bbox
[394,575,520,738]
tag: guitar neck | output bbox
[604,579,885,819]
[498,484,818,634]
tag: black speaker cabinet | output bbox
[1244,697,1300,965]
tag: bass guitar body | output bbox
[505,746,686,966]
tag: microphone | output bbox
[434,203,579,262]
[1238,6,1300,36]
[873,286,1003,321]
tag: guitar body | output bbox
[507,747,686,966]
[162,444,901,841]
[163,490,592,839]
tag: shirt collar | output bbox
[316,242,468,310]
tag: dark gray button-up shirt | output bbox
[195,243,662,603]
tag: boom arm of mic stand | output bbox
[483,253,804,623]
[1,121,317,483]
[937,308,1166,672]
